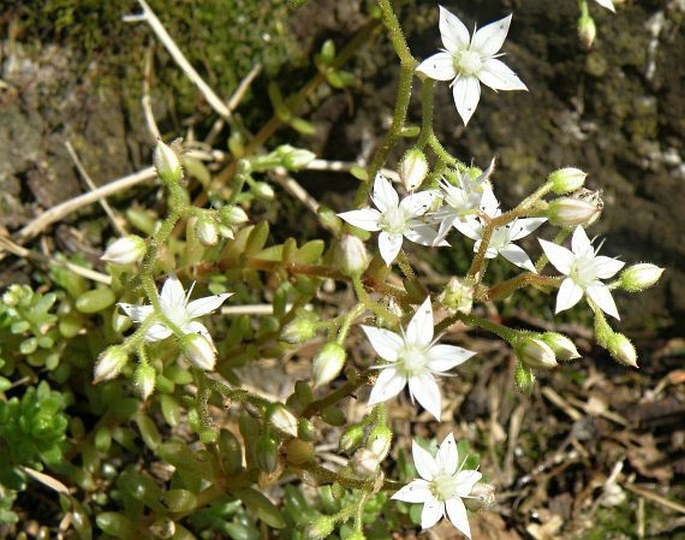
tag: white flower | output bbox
[454,186,546,272]
[338,173,443,266]
[594,0,616,12]
[416,6,528,126]
[392,433,482,537]
[119,274,232,344]
[361,297,476,420]
[539,226,625,319]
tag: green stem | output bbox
[435,311,517,342]
[352,276,399,325]
[302,371,371,418]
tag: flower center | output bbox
[570,256,598,288]
[455,50,483,76]
[397,343,429,377]
[431,472,457,502]
[379,206,407,234]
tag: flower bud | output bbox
[252,181,275,201]
[195,216,219,247]
[618,263,664,292]
[439,277,474,314]
[399,148,429,191]
[367,425,392,460]
[547,197,602,228]
[281,311,319,344]
[277,145,316,170]
[608,333,638,368]
[335,234,370,277]
[218,225,235,240]
[182,334,216,370]
[541,332,581,361]
[311,342,346,388]
[304,516,335,540]
[514,362,536,395]
[219,205,249,226]
[269,404,299,438]
[578,14,597,50]
[101,235,146,265]
[548,167,587,194]
[94,346,128,383]
[466,482,497,511]
[514,336,557,369]
[134,362,156,400]
[339,424,365,454]
[153,140,183,184]
[350,448,382,476]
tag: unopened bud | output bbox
[548,167,587,194]
[578,14,597,49]
[339,424,365,453]
[219,205,249,226]
[281,311,319,344]
[466,482,497,511]
[101,235,146,265]
[514,361,536,394]
[182,334,216,370]
[134,363,156,400]
[514,336,558,369]
[252,181,275,201]
[548,197,602,228]
[541,332,581,361]
[439,277,474,314]
[311,342,346,388]
[399,149,429,191]
[619,263,664,292]
[195,216,219,247]
[269,405,299,438]
[367,425,392,460]
[217,225,235,240]
[304,516,335,540]
[94,346,128,383]
[277,145,316,170]
[153,140,183,184]
[608,333,638,368]
[336,234,370,277]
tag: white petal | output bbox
[452,76,481,126]
[427,344,476,372]
[409,373,442,420]
[361,325,403,361]
[479,185,500,215]
[412,439,439,480]
[404,223,442,247]
[338,208,381,232]
[571,226,593,257]
[539,239,574,275]
[595,0,616,12]
[118,303,153,323]
[445,497,471,538]
[593,256,625,279]
[455,470,483,496]
[478,58,527,91]
[186,293,232,318]
[159,274,187,313]
[499,244,536,272]
[420,497,444,530]
[391,479,432,503]
[368,367,407,406]
[436,433,458,475]
[406,297,434,346]
[556,278,584,313]
[510,218,546,241]
[453,217,482,241]
[186,320,215,348]
[472,14,511,56]
[378,232,403,265]
[401,191,436,218]
[416,52,457,81]
[371,173,399,213]
[145,322,172,342]
[587,283,620,320]
[438,5,470,51]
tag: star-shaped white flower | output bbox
[338,173,443,266]
[361,297,476,420]
[594,0,615,12]
[416,6,528,125]
[539,226,625,319]
[392,433,482,537]
[453,186,546,272]
[119,274,232,344]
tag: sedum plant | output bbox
[0,1,663,538]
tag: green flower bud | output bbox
[399,148,429,191]
[153,140,183,185]
[439,277,474,314]
[514,336,557,369]
[93,346,128,383]
[608,333,638,368]
[366,425,392,460]
[268,404,299,438]
[548,167,587,194]
[514,362,536,395]
[195,215,219,247]
[547,197,602,228]
[335,234,370,277]
[134,363,156,400]
[339,424,365,454]
[281,311,319,344]
[311,342,346,388]
[541,332,581,361]
[618,263,664,292]
[277,144,316,170]
[304,516,335,540]
[101,235,146,265]
[578,15,597,50]
[252,181,275,201]
[181,334,216,370]
[219,205,249,226]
